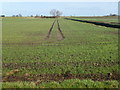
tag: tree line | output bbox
[0,9,63,18]
[0,9,118,17]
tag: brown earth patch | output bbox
[2,73,119,82]
[3,61,119,82]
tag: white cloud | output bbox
[0,0,119,2]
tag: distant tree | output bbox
[12,15,16,17]
[50,9,62,17]
[16,15,19,17]
[18,14,22,17]
[1,15,5,17]
[50,9,57,16]
[31,15,33,17]
[112,14,117,16]
[110,13,117,16]
[56,10,62,17]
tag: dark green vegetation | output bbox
[65,18,120,28]
[2,17,119,88]
[72,16,118,23]
[68,16,119,28]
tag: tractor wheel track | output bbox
[45,19,65,40]
[45,20,56,39]
[57,20,65,39]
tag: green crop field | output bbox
[2,17,119,88]
[72,16,118,23]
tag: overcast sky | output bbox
[1,0,119,2]
[0,1,119,16]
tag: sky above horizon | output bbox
[1,0,119,2]
[1,2,118,16]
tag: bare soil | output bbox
[2,73,119,82]
[3,61,119,82]
[3,61,119,69]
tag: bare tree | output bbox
[50,9,57,16]
[50,9,62,17]
[56,10,62,17]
